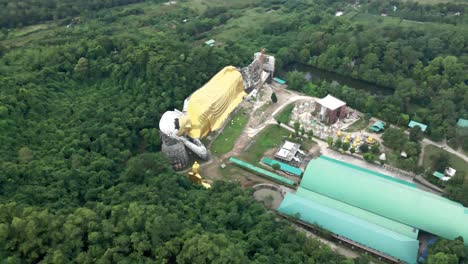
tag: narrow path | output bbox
[292,225,359,259]
[421,138,467,162]
[418,142,427,166]
[221,91,312,159]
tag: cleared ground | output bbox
[422,145,467,179]
[253,189,283,209]
[345,118,369,132]
[239,125,291,163]
[402,0,466,3]
[211,111,249,155]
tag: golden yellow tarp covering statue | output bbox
[177,66,247,139]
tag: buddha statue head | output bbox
[176,115,192,137]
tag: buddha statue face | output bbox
[176,115,192,137]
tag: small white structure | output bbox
[275,141,302,163]
[400,151,408,158]
[445,167,457,177]
[335,11,344,17]
[379,153,386,161]
[205,39,216,47]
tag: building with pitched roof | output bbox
[457,118,468,128]
[370,120,385,132]
[408,120,427,132]
[315,94,347,124]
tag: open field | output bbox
[402,0,466,3]
[351,12,466,32]
[188,0,261,13]
[211,111,249,155]
[345,118,369,132]
[275,103,294,124]
[423,145,467,179]
[239,125,292,164]
[239,125,316,164]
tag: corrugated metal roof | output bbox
[296,187,419,239]
[408,120,427,132]
[319,155,417,188]
[278,193,419,264]
[273,77,286,84]
[457,118,468,128]
[261,157,302,176]
[373,121,385,129]
[205,39,216,45]
[370,121,385,132]
[432,171,445,179]
[229,157,295,186]
[301,156,468,244]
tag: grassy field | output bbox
[239,125,315,164]
[423,145,467,178]
[352,12,466,32]
[209,7,285,47]
[275,104,295,125]
[345,118,369,132]
[402,0,466,3]
[240,125,291,163]
[188,0,261,13]
[9,23,50,38]
[211,111,249,155]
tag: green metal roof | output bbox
[261,157,302,177]
[408,120,427,132]
[229,157,296,186]
[296,187,419,239]
[371,121,385,130]
[370,126,382,132]
[457,118,468,128]
[278,193,419,264]
[274,77,286,84]
[432,171,445,179]
[319,156,418,188]
[301,156,468,244]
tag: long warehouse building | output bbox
[278,155,468,264]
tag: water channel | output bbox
[281,63,394,96]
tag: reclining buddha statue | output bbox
[159,51,275,169]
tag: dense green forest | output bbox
[0,0,467,262]
[1,153,352,263]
